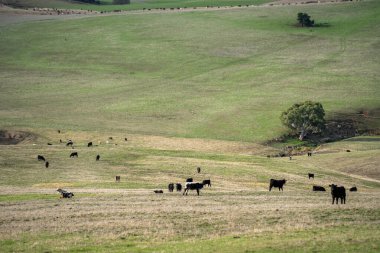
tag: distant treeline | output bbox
[112,0,130,4]
[75,0,101,4]
[74,0,130,4]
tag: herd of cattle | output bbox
[38,131,356,204]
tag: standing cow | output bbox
[269,179,286,191]
[329,184,346,204]
[168,183,174,192]
[183,182,204,196]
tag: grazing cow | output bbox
[186,178,193,183]
[116,176,120,182]
[197,167,201,173]
[45,161,49,168]
[202,179,211,187]
[96,154,100,161]
[109,137,113,140]
[183,182,204,196]
[37,155,45,161]
[346,150,351,152]
[312,185,326,191]
[70,152,78,158]
[349,186,357,192]
[57,189,74,198]
[125,138,128,141]
[87,142,93,147]
[154,190,163,194]
[269,179,286,191]
[329,184,346,204]
[47,143,52,145]
[168,183,174,192]
[308,173,314,179]
[60,139,63,143]
[176,183,182,192]
[57,130,61,133]
[66,140,73,146]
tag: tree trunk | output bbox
[299,128,307,140]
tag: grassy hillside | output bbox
[0,2,380,251]
[1,1,380,142]
[0,0,272,11]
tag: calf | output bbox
[57,189,74,198]
[154,190,163,194]
[70,152,78,158]
[312,185,326,191]
[183,182,204,196]
[168,183,174,192]
[37,155,45,161]
[116,176,120,182]
[202,179,211,187]
[349,186,357,192]
[96,154,100,161]
[186,178,193,183]
[329,184,346,204]
[176,183,182,192]
[269,179,286,191]
[308,173,314,179]
[87,142,93,147]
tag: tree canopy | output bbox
[281,101,325,140]
[297,12,315,27]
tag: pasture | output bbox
[0,0,380,252]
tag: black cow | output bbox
[70,152,78,158]
[96,154,100,161]
[186,178,193,183]
[125,138,128,141]
[307,152,312,157]
[197,167,201,173]
[57,189,74,198]
[37,155,45,161]
[66,140,73,146]
[57,130,61,134]
[60,139,63,143]
[308,173,314,179]
[45,161,49,168]
[168,183,174,192]
[202,179,211,187]
[87,142,93,147]
[329,184,346,204]
[176,183,182,192]
[154,190,163,194]
[47,143,52,145]
[183,182,204,196]
[269,179,286,191]
[116,176,120,182]
[349,186,357,192]
[312,185,326,191]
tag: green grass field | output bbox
[0,0,380,252]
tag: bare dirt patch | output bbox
[0,130,36,145]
